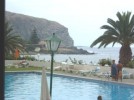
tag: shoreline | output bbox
[20,53,118,65]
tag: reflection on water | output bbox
[5,72,134,100]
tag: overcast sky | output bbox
[6,0,134,47]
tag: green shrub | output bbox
[106,58,112,65]
[98,58,112,66]
[98,59,107,66]
[22,56,37,61]
[5,54,14,60]
[126,60,134,68]
[25,44,35,52]
[78,60,83,64]
[69,57,77,64]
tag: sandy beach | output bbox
[5,60,134,85]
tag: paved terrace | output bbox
[5,60,134,85]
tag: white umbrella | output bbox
[40,66,51,100]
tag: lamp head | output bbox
[45,33,61,52]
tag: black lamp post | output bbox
[45,33,61,97]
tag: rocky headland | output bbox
[5,11,93,54]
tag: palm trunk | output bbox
[119,45,132,67]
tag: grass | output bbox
[5,66,77,76]
[5,66,42,71]
[5,66,67,74]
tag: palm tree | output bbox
[90,11,134,66]
[4,21,25,56]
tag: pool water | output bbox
[5,72,134,100]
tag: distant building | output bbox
[38,40,46,48]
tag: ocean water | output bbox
[31,47,134,64]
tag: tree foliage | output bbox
[4,21,25,56]
[30,28,40,44]
[90,11,134,66]
[25,28,40,52]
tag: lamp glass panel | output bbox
[51,40,60,52]
[46,40,51,51]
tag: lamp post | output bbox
[45,33,61,97]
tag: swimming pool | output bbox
[5,72,134,100]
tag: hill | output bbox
[5,11,91,54]
[5,11,74,47]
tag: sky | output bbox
[5,0,134,47]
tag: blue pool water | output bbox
[5,72,134,100]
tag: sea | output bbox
[30,46,134,65]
